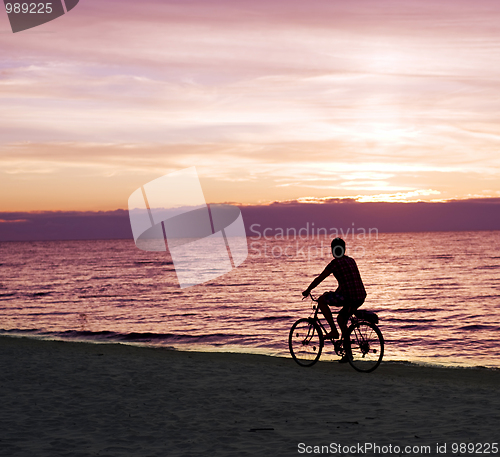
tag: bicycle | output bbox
[288,293,384,373]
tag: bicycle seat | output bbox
[354,309,379,324]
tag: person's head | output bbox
[331,237,346,258]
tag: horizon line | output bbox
[2,195,500,215]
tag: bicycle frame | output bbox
[306,294,357,340]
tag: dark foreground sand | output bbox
[1,336,499,457]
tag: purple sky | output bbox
[1,199,499,241]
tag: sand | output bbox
[1,336,499,457]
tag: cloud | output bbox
[2,197,500,241]
[0,219,29,223]
[1,0,500,210]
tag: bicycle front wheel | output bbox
[345,321,384,373]
[289,318,324,367]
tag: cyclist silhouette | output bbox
[302,237,366,343]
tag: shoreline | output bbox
[1,331,499,371]
[2,335,500,456]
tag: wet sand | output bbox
[1,336,499,456]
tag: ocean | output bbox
[1,231,499,368]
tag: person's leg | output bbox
[337,299,363,340]
[335,305,353,363]
[318,293,339,339]
[337,305,351,340]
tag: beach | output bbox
[1,336,499,456]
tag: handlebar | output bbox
[302,292,318,302]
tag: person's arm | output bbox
[302,268,330,296]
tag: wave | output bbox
[385,317,437,323]
[458,324,498,331]
[0,292,17,298]
[134,261,174,266]
[0,328,243,345]
[258,315,294,321]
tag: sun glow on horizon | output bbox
[290,189,442,204]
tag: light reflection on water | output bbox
[1,231,499,368]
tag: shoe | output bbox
[324,331,340,340]
[338,355,349,364]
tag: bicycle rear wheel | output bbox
[345,321,384,373]
[289,318,323,367]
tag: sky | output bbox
[1,0,500,212]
